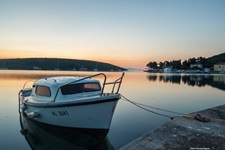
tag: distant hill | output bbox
[207,52,225,64]
[0,58,127,71]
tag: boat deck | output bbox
[120,104,225,150]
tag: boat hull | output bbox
[20,96,119,131]
[20,112,114,149]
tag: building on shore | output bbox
[214,62,225,72]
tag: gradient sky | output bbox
[0,0,225,68]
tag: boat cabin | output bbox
[31,76,102,102]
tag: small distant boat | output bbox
[19,72,125,134]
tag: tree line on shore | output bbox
[147,57,211,70]
[146,52,225,70]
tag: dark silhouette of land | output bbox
[0,58,127,71]
[146,52,225,70]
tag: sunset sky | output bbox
[0,0,225,69]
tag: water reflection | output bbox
[19,112,114,150]
[147,74,225,90]
[0,70,92,80]
[2,70,225,149]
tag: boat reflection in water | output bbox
[147,74,225,91]
[19,112,114,150]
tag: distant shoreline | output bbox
[0,58,127,72]
[0,69,126,72]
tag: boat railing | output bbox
[53,72,125,101]
[22,80,35,90]
[103,72,125,94]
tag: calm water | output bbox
[0,70,225,149]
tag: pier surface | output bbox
[120,105,225,150]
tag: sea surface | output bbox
[0,70,225,149]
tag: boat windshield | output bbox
[35,85,51,97]
[61,82,101,95]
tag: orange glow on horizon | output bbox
[0,47,212,69]
[0,49,44,59]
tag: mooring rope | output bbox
[132,100,185,115]
[121,95,185,120]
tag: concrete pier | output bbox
[120,105,225,150]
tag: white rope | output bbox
[121,95,185,120]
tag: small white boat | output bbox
[19,72,124,134]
